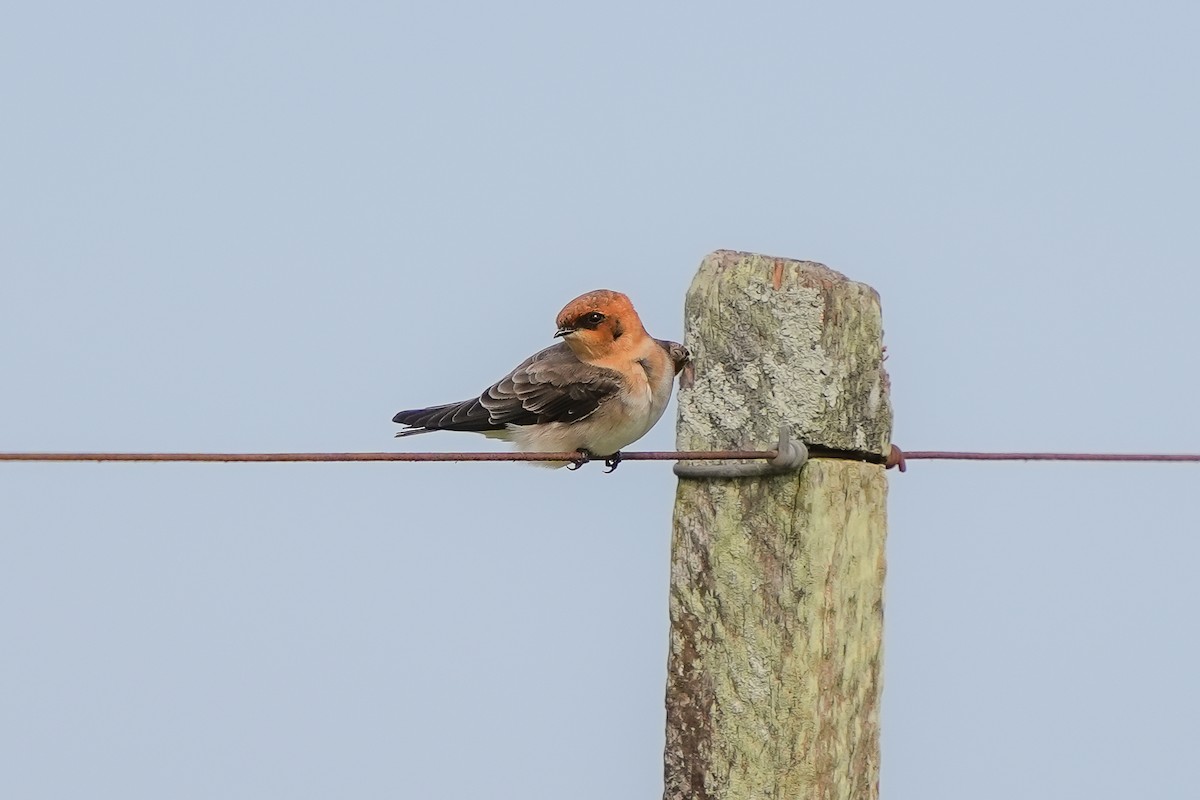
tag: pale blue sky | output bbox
[2,2,1198,798]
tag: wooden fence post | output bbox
[664,250,893,800]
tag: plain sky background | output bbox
[2,2,1198,798]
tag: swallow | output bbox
[392,290,689,471]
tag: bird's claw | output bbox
[603,452,623,473]
[567,450,594,470]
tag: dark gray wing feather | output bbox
[393,342,624,435]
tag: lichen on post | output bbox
[664,250,892,800]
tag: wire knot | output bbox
[886,445,907,472]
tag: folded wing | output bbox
[393,342,625,436]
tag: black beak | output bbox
[554,327,574,338]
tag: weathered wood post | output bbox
[665,251,892,800]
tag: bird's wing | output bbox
[393,342,625,434]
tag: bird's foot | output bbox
[603,452,623,473]
[567,449,594,470]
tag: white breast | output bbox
[507,354,674,460]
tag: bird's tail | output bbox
[393,428,436,438]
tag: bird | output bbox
[392,290,689,471]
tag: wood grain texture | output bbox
[665,250,892,800]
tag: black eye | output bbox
[579,312,606,328]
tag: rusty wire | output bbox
[0,449,776,464]
[901,451,1200,462]
[0,447,1197,467]
[886,448,1200,472]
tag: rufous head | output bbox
[553,290,645,357]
